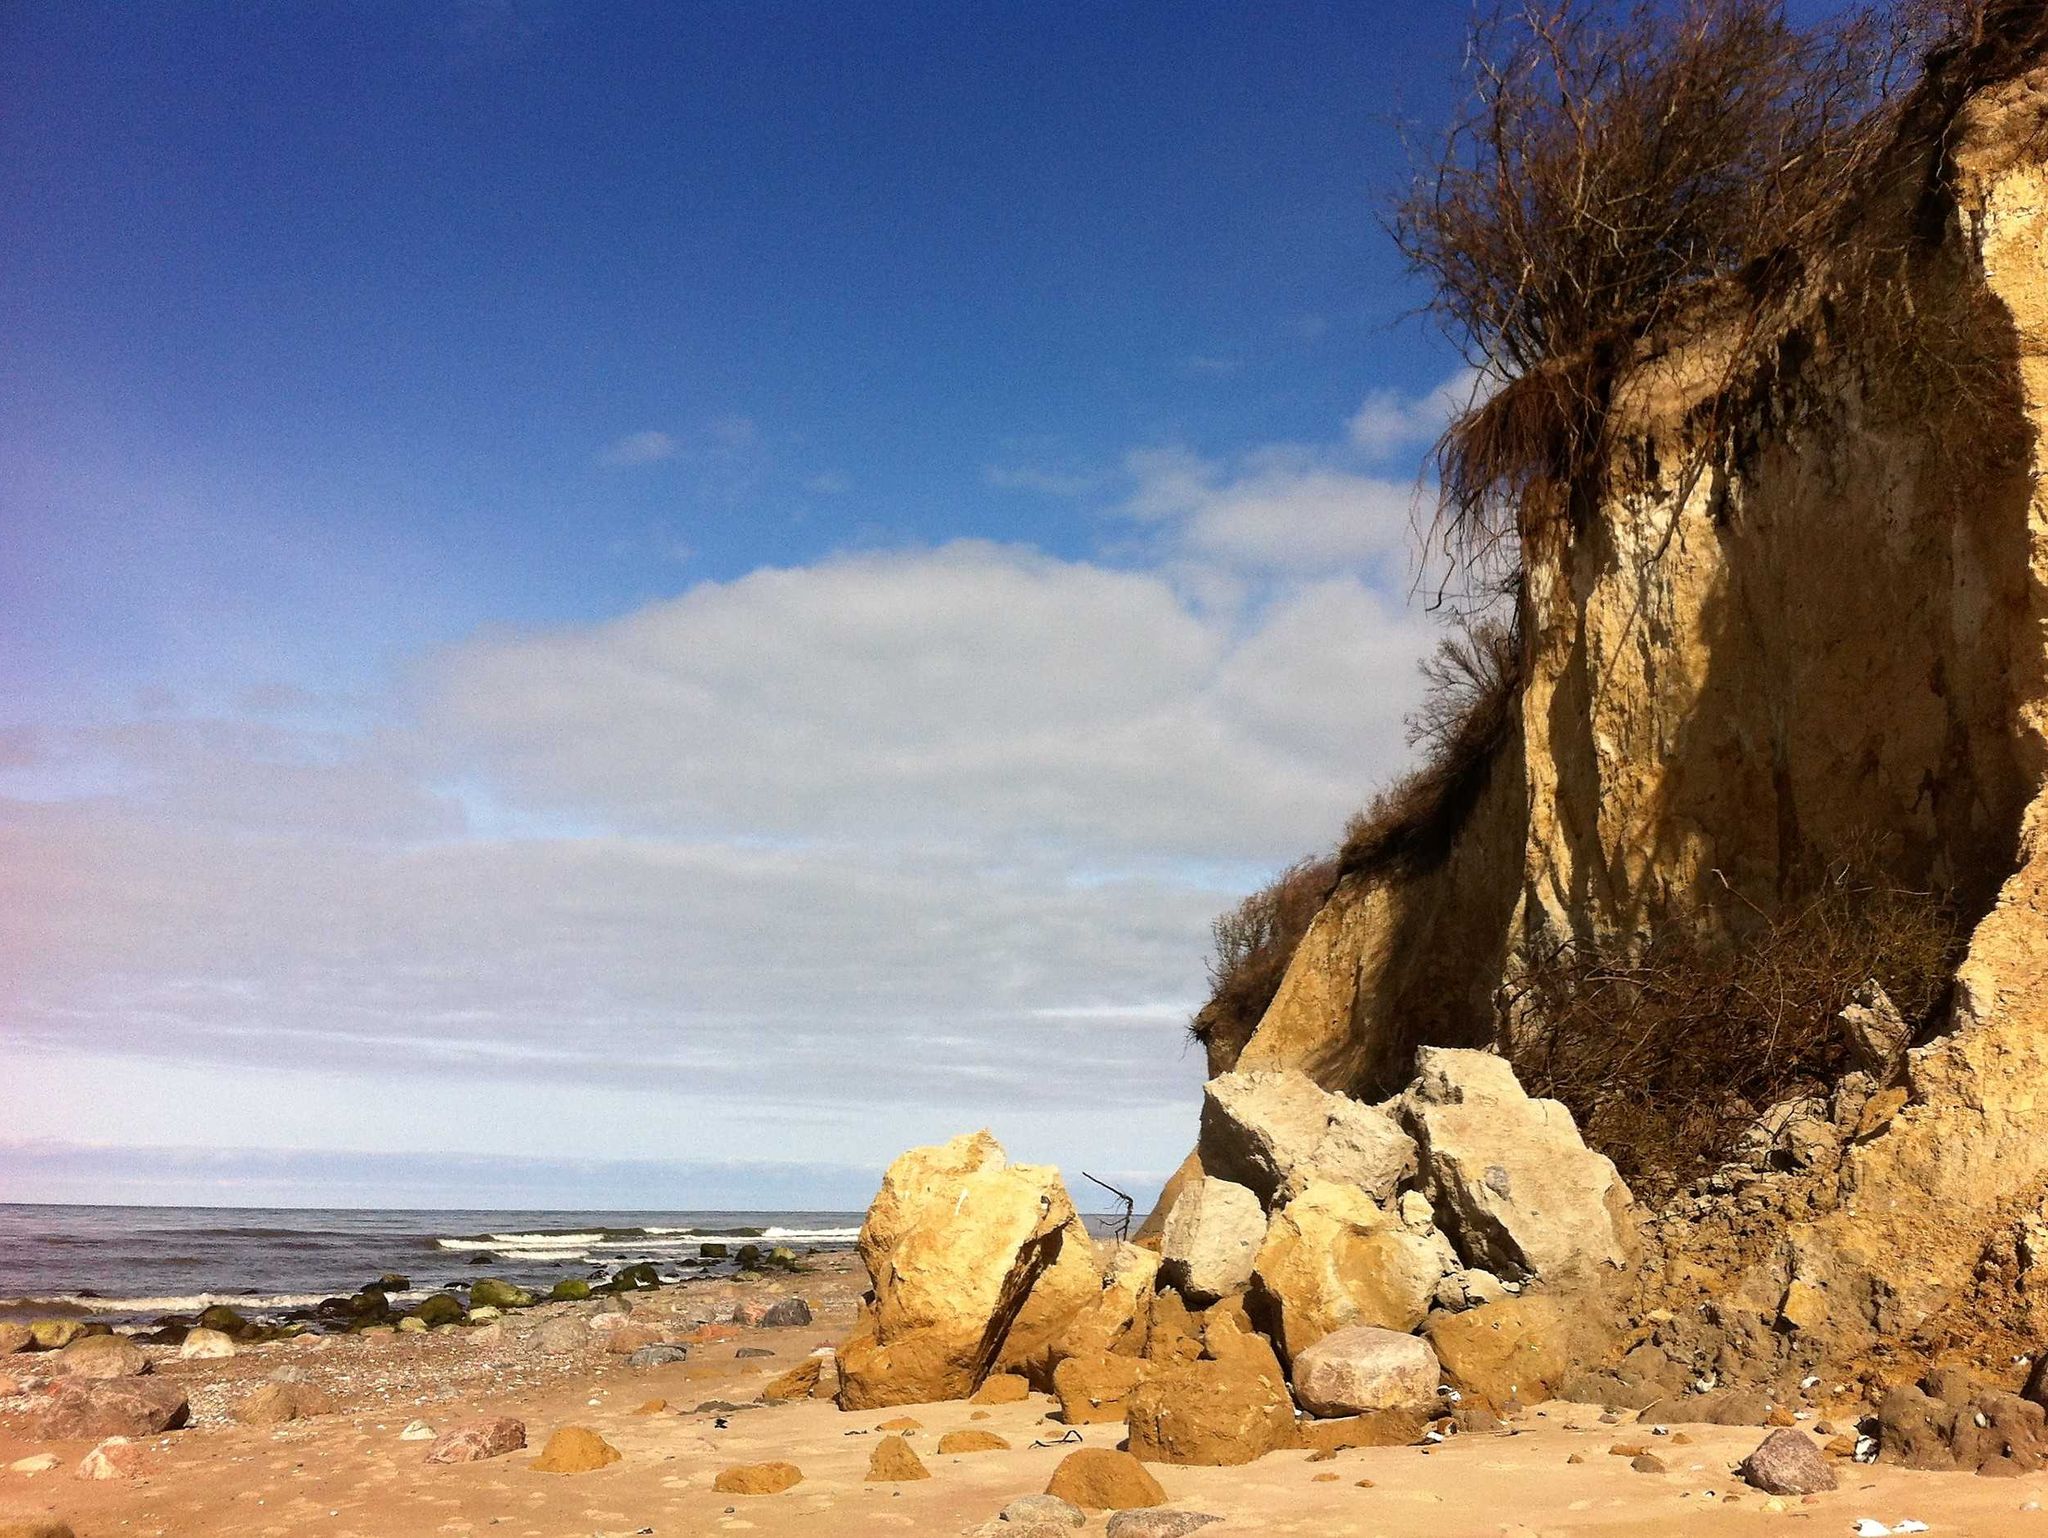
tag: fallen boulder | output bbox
[1252,1180,1455,1360]
[1397,1048,1636,1282]
[1158,1177,1264,1303]
[1053,1352,1149,1424]
[1124,1331,1296,1465]
[1049,1241,1159,1367]
[836,1131,1083,1408]
[1425,1295,1574,1412]
[1105,1514,1223,1538]
[1289,1326,1438,1418]
[1201,1069,1416,1205]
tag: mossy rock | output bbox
[607,1263,660,1292]
[766,1246,800,1271]
[548,1279,592,1302]
[734,1245,763,1269]
[29,1319,83,1350]
[468,1278,535,1309]
[396,1316,427,1333]
[376,1273,410,1290]
[196,1305,249,1335]
[411,1294,464,1328]
[699,1242,728,1258]
[466,1305,503,1323]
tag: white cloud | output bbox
[2,535,1440,1192]
[1347,368,1486,459]
[598,429,678,466]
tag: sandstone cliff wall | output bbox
[1198,42,2048,1354]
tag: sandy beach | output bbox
[1,1252,2042,1538]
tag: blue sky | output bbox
[1,2,1476,1209]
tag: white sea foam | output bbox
[0,1291,417,1317]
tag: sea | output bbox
[0,1203,867,1325]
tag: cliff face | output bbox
[1194,48,2048,1355]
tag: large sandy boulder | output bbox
[1398,1048,1636,1281]
[1200,1070,1416,1206]
[998,1213,1104,1381]
[1053,1352,1150,1424]
[1159,1177,1263,1303]
[1251,1181,1455,1361]
[1123,1329,1296,1466]
[1423,1294,1575,1411]
[1290,1326,1439,1418]
[1052,1242,1158,1365]
[837,1131,1081,1408]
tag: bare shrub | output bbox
[1391,0,2012,571]
[1340,616,1522,879]
[1191,854,1339,1074]
[1509,862,1964,1202]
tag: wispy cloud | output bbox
[983,463,1104,498]
[597,428,678,467]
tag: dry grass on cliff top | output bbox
[1395,0,2040,578]
[1509,862,1965,1202]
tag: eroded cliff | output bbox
[1177,27,2048,1370]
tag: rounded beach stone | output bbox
[0,1323,32,1355]
[712,1460,803,1494]
[1105,1513,1224,1538]
[54,1334,148,1380]
[864,1434,929,1482]
[1739,1427,1839,1494]
[532,1426,621,1473]
[424,1415,526,1464]
[177,1327,236,1361]
[1044,1448,1169,1511]
[534,1317,586,1353]
[0,1522,76,1538]
[1292,1325,1439,1417]
[77,1437,145,1480]
[25,1377,190,1439]
[999,1493,1085,1527]
[233,1381,336,1426]
[29,1321,83,1351]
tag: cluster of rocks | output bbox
[834,1050,1640,1466]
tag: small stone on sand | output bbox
[532,1426,622,1473]
[712,1461,803,1495]
[1045,1448,1169,1511]
[865,1434,930,1482]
